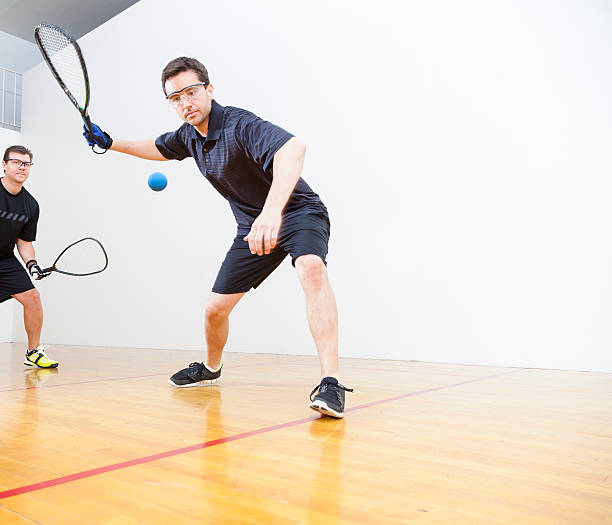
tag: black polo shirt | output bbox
[155,100,327,235]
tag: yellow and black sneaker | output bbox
[24,345,59,369]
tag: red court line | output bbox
[0,360,300,393]
[347,369,521,412]
[0,368,521,500]
[0,372,168,393]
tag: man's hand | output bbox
[83,123,113,150]
[243,209,282,255]
[26,260,46,280]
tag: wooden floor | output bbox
[0,343,610,524]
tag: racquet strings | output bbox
[53,238,107,276]
[36,25,88,111]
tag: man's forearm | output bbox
[264,137,306,213]
[110,139,168,161]
[16,240,35,265]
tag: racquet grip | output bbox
[82,114,94,132]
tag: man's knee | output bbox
[205,296,234,322]
[295,254,326,285]
[15,288,41,308]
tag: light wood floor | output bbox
[0,343,610,524]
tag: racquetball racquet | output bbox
[41,237,108,277]
[34,23,107,154]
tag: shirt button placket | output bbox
[203,145,211,175]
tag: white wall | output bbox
[0,127,20,342]
[18,0,612,372]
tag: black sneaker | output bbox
[309,377,353,418]
[168,362,222,387]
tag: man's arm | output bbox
[110,140,168,161]
[265,137,306,213]
[244,137,306,255]
[16,238,35,264]
[16,238,44,279]
[83,123,168,161]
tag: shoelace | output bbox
[184,362,204,380]
[188,362,203,372]
[309,380,353,402]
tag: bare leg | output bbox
[295,255,339,378]
[12,289,43,349]
[204,292,245,369]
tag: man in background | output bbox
[1,145,58,368]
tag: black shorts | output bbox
[212,213,331,294]
[0,254,34,303]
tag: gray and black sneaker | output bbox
[169,362,222,387]
[309,377,353,418]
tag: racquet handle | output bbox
[82,115,110,154]
[82,114,94,133]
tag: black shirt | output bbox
[0,179,39,258]
[155,100,327,235]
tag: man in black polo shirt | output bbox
[1,145,58,368]
[83,57,352,417]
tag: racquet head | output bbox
[42,237,108,277]
[34,23,91,125]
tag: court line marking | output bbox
[0,360,304,393]
[0,372,169,393]
[0,363,511,394]
[0,369,521,500]
[0,502,39,524]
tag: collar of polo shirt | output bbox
[195,100,223,141]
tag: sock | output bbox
[205,362,222,373]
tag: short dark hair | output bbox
[161,57,209,96]
[3,145,33,162]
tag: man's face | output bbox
[165,70,214,127]
[2,152,32,185]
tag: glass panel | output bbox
[0,69,21,130]
[15,94,21,127]
[4,71,15,94]
[3,90,15,125]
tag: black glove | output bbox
[83,123,113,150]
[26,260,46,280]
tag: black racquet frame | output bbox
[41,237,108,277]
[34,23,105,154]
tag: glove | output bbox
[83,123,113,150]
[26,260,46,280]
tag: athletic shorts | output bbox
[212,213,331,294]
[0,254,34,303]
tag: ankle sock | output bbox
[205,362,222,373]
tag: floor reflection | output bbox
[24,367,59,389]
[171,386,228,487]
[0,368,59,471]
[306,417,347,522]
